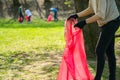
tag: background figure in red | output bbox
[50,7,58,21]
[18,17,23,23]
[18,4,24,23]
[47,11,53,22]
[25,8,32,23]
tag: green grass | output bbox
[0,19,65,52]
[116,28,120,57]
[0,19,65,80]
[0,19,120,80]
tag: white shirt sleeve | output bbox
[96,0,106,19]
[88,0,94,12]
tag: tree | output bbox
[116,0,120,11]
[23,0,28,5]
[34,0,43,19]
[0,1,3,17]
[13,0,20,18]
[44,0,52,18]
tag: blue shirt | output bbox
[50,8,58,13]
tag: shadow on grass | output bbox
[0,49,119,80]
[0,50,62,80]
[0,51,33,71]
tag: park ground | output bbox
[0,19,120,80]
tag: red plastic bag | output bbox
[18,17,23,23]
[25,16,29,22]
[57,19,94,80]
[47,14,53,22]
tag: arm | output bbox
[77,0,94,18]
[86,0,106,24]
[67,0,94,20]
[74,14,101,29]
[77,7,94,18]
[86,15,101,24]
[74,0,107,28]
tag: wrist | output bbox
[86,19,89,24]
[76,13,79,18]
[75,14,79,18]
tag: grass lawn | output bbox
[0,19,120,80]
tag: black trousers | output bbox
[28,16,31,22]
[95,16,120,80]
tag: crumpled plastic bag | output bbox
[47,14,53,22]
[57,19,94,80]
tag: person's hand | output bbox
[67,14,78,20]
[74,20,86,29]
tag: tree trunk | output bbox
[23,0,27,5]
[44,0,52,18]
[74,0,99,57]
[13,0,20,18]
[116,0,120,11]
[0,1,4,17]
[34,0,43,19]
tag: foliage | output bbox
[64,1,71,7]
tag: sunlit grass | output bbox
[0,19,65,53]
[0,19,65,80]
